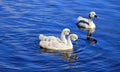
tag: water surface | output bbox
[0,0,120,72]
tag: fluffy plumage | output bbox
[39,28,70,44]
[40,34,78,50]
[76,11,98,39]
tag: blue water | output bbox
[0,0,120,72]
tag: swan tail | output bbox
[39,34,46,41]
[77,16,82,22]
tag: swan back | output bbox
[39,28,70,45]
[77,16,88,22]
[39,34,57,41]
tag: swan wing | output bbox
[40,40,67,50]
[77,16,89,29]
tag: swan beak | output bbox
[94,15,98,18]
[69,33,71,35]
[75,40,78,44]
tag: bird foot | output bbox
[68,55,78,62]
[87,37,97,44]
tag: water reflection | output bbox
[40,48,78,62]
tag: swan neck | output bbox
[67,37,73,48]
[88,18,93,25]
[88,17,92,21]
[61,32,67,44]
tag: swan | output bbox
[39,28,70,45]
[40,34,78,50]
[76,11,98,40]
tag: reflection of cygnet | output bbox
[62,53,78,62]
[39,28,70,45]
[76,11,98,40]
[40,48,78,62]
[40,34,78,50]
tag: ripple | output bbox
[0,0,120,72]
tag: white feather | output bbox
[40,34,78,50]
[39,28,70,45]
[77,11,97,33]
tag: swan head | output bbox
[70,34,78,41]
[62,28,70,35]
[89,11,97,19]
